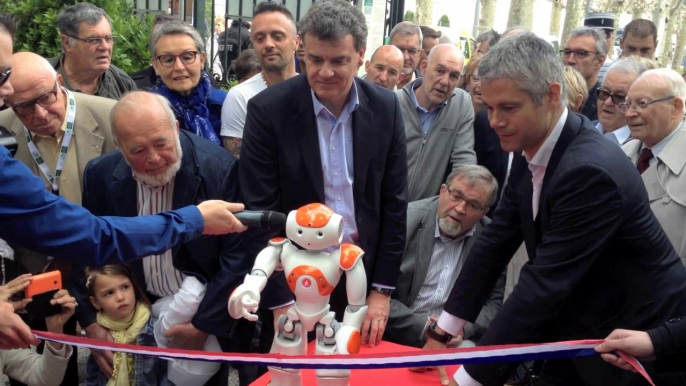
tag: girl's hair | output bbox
[84,264,150,309]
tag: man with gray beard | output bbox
[385,165,504,349]
[72,91,253,385]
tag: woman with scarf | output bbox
[149,20,227,146]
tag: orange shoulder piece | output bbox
[269,237,289,246]
[347,330,361,354]
[295,203,334,228]
[339,244,364,271]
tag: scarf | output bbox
[97,302,151,386]
[151,72,220,145]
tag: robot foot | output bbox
[268,366,302,386]
[315,376,350,386]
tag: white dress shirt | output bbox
[443,108,569,386]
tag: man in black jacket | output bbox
[217,20,252,78]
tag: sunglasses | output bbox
[597,88,627,105]
[0,68,10,87]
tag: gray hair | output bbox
[476,29,500,47]
[111,92,177,142]
[149,19,205,58]
[605,58,648,83]
[566,26,607,56]
[437,35,453,44]
[639,68,686,100]
[479,32,566,107]
[501,26,527,38]
[446,165,499,208]
[58,3,112,48]
[389,21,423,48]
[298,0,367,52]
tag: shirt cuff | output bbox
[268,300,295,311]
[177,206,204,240]
[371,283,395,290]
[437,311,467,337]
[454,366,482,386]
[45,341,73,358]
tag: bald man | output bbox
[362,45,405,90]
[396,44,476,201]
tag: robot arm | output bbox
[335,244,369,354]
[228,238,289,320]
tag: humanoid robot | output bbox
[228,203,368,386]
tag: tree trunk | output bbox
[416,0,434,25]
[671,9,686,69]
[562,0,584,42]
[480,0,497,29]
[658,0,681,66]
[507,0,534,29]
[632,0,646,19]
[550,0,564,36]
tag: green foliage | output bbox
[438,14,450,27]
[0,0,154,74]
[403,10,416,22]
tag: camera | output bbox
[0,125,17,156]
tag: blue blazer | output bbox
[74,131,252,340]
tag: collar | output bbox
[525,108,569,167]
[651,119,685,168]
[409,78,448,113]
[56,54,104,94]
[611,125,632,144]
[434,215,476,242]
[311,80,360,118]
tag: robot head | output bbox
[286,203,344,251]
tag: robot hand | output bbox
[228,274,267,321]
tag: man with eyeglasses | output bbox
[385,165,504,355]
[561,27,607,121]
[595,58,648,146]
[622,68,686,265]
[48,3,136,100]
[389,21,423,90]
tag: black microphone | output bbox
[234,210,287,230]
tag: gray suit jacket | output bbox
[385,196,505,347]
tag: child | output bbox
[84,264,166,386]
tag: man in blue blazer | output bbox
[238,0,408,347]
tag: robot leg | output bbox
[268,311,307,386]
[314,313,350,386]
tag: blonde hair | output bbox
[563,66,588,112]
[624,56,658,70]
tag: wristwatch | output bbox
[426,321,453,344]
[371,285,393,296]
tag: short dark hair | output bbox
[298,0,367,51]
[233,49,261,81]
[476,29,500,47]
[253,1,296,34]
[420,25,441,40]
[624,19,657,43]
[0,13,17,38]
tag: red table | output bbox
[250,341,459,385]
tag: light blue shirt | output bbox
[595,122,631,146]
[408,79,447,136]
[311,83,360,247]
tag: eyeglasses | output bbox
[395,46,420,56]
[597,88,627,105]
[0,68,10,87]
[156,51,200,68]
[67,34,116,46]
[618,96,675,113]
[560,49,598,59]
[9,81,60,116]
[446,187,486,211]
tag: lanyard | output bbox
[23,88,76,194]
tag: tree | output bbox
[416,0,434,25]
[561,0,584,42]
[404,10,417,22]
[479,0,497,30]
[658,0,682,66]
[550,0,564,36]
[507,0,534,29]
[671,9,686,69]
[438,15,450,27]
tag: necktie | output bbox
[637,147,653,174]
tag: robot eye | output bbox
[316,231,324,238]
[297,229,303,235]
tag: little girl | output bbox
[84,264,166,386]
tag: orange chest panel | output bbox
[286,265,335,296]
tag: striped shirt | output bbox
[410,218,475,317]
[136,177,185,297]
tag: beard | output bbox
[438,216,462,238]
[130,133,183,187]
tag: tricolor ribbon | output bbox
[33,331,653,385]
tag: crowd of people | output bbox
[0,0,685,385]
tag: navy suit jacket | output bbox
[473,109,509,218]
[239,74,408,311]
[74,131,252,339]
[444,111,686,385]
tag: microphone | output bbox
[234,210,287,230]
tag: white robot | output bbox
[228,203,368,386]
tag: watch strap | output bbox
[426,321,453,344]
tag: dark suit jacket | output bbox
[444,111,686,385]
[240,74,408,310]
[473,109,509,218]
[385,196,504,347]
[73,131,252,339]
[650,317,686,373]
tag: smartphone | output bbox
[24,271,62,320]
